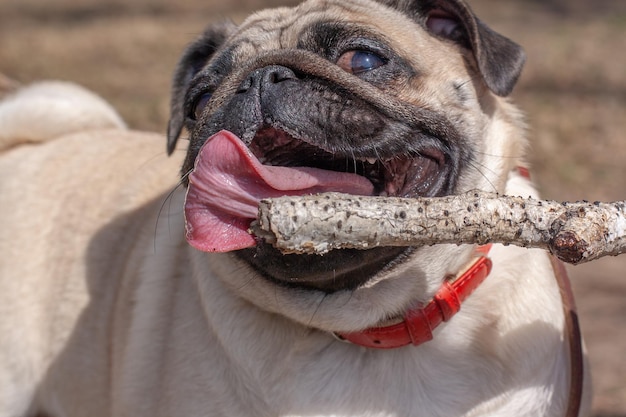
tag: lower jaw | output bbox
[236,244,413,293]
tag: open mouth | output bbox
[184,127,449,253]
[183,126,453,291]
[249,126,447,198]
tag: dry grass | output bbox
[1,0,625,414]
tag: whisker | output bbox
[473,149,524,160]
[466,146,529,193]
[466,159,499,193]
[230,265,260,292]
[153,170,192,253]
[307,293,329,328]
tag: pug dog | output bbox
[0,0,591,416]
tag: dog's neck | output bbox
[334,245,492,349]
[334,167,533,349]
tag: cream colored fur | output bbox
[0,81,126,152]
[0,84,590,416]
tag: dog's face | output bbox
[167,0,526,328]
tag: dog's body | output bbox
[0,0,591,416]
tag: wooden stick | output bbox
[251,191,626,265]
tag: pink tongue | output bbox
[184,130,374,252]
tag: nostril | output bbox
[265,66,297,84]
[238,65,297,94]
[268,72,281,84]
[237,76,253,93]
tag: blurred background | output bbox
[1,0,624,414]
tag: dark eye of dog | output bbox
[337,50,386,75]
[192,92,212,120]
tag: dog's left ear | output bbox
[167,21,236,155]
[380,0,525,97]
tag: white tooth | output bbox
[365,158,377,164]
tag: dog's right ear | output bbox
[167,21,236,155]
[378,0,525,98]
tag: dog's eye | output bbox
[191,92,212,120]
[337,50,386,75]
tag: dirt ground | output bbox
[1,0,624,415]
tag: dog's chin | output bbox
[236,245,414,293]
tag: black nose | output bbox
[237,65,297,94]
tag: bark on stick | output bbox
[251,191,626,265]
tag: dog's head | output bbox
[168,0,527,331]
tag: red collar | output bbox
[335,245,492,349]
